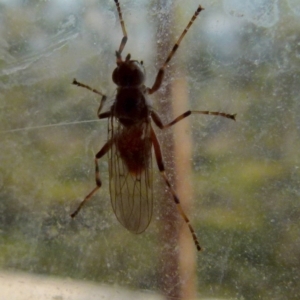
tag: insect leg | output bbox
[151,127,201,251]
[148,5,204,95]
[72,79,106,98]
[151,110,236,129]
[70,139,113,218]
[72,79,108,117]
[114,0,128,59]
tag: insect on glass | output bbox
[70,0,236,251]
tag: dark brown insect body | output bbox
[71,1,236,251]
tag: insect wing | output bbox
[108,117,153,234]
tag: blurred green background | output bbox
[0,0,300,299]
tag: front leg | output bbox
[147,5,204,95]
[114,0,128,60]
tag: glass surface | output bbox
[0,0,299,299]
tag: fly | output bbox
[70,1,236,251]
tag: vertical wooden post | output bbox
[155,1,197,299]
[173,76,198,300]
[156,1,181,299]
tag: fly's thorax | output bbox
[114,87,150,126]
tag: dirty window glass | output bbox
[0,0,299,299]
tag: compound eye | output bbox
[131,61,145,83]
[112,61,145,87]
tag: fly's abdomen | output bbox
[109,121,153,234]
[116,124,152,175]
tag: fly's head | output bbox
[113,53,145,87]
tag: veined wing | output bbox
[108,117,153,234]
